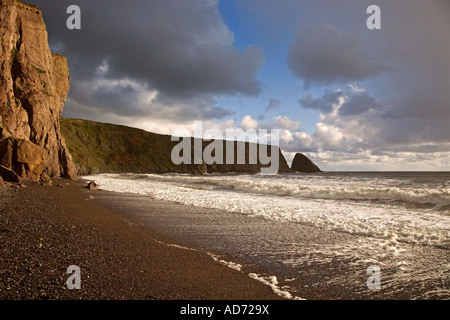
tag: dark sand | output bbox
[0,178,286,300]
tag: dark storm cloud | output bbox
[298,90,344,113]
[287,24,389,85]
[33,0,265,101]
[377,0,450,118]
[89,84,140,115]
[367,0,450,147]
[340,92,383,116]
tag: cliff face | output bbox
[61,118,292,175]
[291,153,322,173]
[0,0,77,182]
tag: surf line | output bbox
[154,238,303,300]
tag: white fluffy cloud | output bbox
[274,116,300,131]
[314,122,345,149]
[240,115,259,131]
[280,79,450,170]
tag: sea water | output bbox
[85,172,450,299]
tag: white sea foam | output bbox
[84,173,450,249]
[110,173,450,205]
[154,238,300,298]
[154,239,197,252]
[208,254,243,272]
[248,273,304,300]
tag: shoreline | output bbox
[0,178,292,300]
[84,173,450,300]
[2,175,449,301]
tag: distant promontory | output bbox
[60,118,293,175]
[291,153,322,173]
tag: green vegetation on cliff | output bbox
[61,118,184,175]
[60,118,292,175]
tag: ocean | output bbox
[85,172,450,299]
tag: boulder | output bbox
[40,172,52,186]
[291,153,322,173]
[86,181,98,190]
[15,139,46,181]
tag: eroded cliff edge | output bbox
[0,0,77,182]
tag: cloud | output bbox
[33,0,265,125]
[237,0,450,170]
[279,131,314,153]
[313,122,345,150]
[287,23,389,85]
[240,115,259,131]
[265,98,281,111]
[274,116,300,131]
[63,65,235,124]
[37,0,266,97]
[33,0,450,170]
[299,90,344,113]
[296,81,450,155]
[339,92,383,116]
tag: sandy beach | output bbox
[0,178,287,300]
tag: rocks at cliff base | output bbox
[0,0,77,182]
[0,138,46,182]
[86,181,98,190]
[15,140,46,182]
[291,153,322,173]
[40,172,52,186]
[0,164,22,183]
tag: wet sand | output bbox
[0,178,287,300]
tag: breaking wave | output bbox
[84,173,450,249]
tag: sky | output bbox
[33,0,450,171]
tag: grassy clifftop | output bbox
[60,118,183,175]
[60,118,292,175]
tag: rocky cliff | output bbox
[0,0,77,182]
[61,118,292,175]
[291,153,322,173]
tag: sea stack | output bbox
[0,0,77,182]
[291,153,322,173]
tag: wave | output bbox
[85,173,450,249]
[220,180,449,207]
[123,173,450,207]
